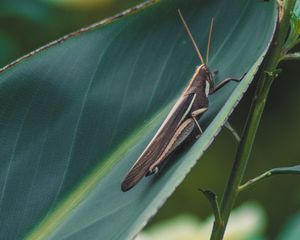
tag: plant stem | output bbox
[238,171,272,191]
[210,0,296,239]
[200,190,223,227]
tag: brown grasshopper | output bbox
[121,10,244,192]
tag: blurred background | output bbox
[1,0,299,239]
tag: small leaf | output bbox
[270,165,300,174]
[284,12,300,51]
[294,0,300,19]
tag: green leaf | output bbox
[270,165,300,174]
[294,0,300,18]
[285,12,300,50]
[0,0,277,239]
[284,1,300,52]
[278,212,300,240]
[0,32,19,66]
[0,0,52,23]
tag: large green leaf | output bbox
[0,0,277,239]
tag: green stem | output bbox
[239,165,300,191]
[210,1,296,239]
[281,52,300,61]
[200,190,223,226]
[238,171,272,191]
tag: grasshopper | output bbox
[121,10,244,192]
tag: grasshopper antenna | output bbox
[178,9,205,65]
[206,17,214,67]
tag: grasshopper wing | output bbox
[121,93,196,192]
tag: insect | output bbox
[121,10,244,192]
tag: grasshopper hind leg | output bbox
[146,118,196,176]
[147,109,207,176]
[146,166,159,177]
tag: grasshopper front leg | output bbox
[212,73,246,93]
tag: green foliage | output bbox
[139,202,267,240]
[0,32,19,65]
[267,165,300,174]
[281,0,300,60]
[0,0,276,239]
[0,0,144,67]
[294,0,300,17]
[283,12,300,52]
[278,212,300,240]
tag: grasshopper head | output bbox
[200,64,214,95]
